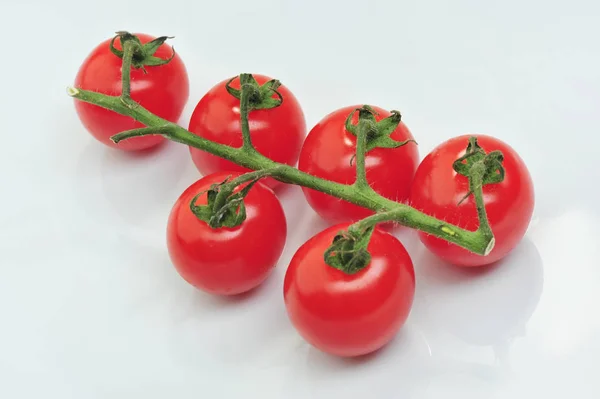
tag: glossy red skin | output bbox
[74,33,189,151]
[298,105,419,224]
[188,74,306,188]
[167,172,287,295]
[283,224,415,357]
[409,134,534,267]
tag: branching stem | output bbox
[67,35,498,256]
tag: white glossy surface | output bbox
[1,0,600,397]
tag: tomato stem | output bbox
[451,137,505,255]
[119,38,140,100]
[324,225,375,274]
[353,109,374,191]
[112,125,174,142]
[225,167,286,188]
[345,106,417,152]
[239,74,257,152]
[192,167,286,228]
[68,72,497,256]
[350,210,401,231]
[227,73,284,152]
[68,85,495,255]
[469,170,493,237]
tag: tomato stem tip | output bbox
[66,87,79,96]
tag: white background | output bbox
[1,0,599,397]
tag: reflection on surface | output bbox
[74,140,192,230]
[100,141,190,226]
[412,237,544,362]
[525,208,600,357]
[283,324,433,398]
[164,265,293,369]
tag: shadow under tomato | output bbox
[98,139,193,227]
[412,237,544,353]
[197,274,275,308]
[305,335,400,368]
[164,265,292,369]
[74,138,194,232]
[282,324,434,398]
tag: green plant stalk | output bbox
[212,167,284,209]
[225,167,285,187]
[67,37,496,256]
[120,39,139,99]
[467,165,495,254]
[353,117,374,191]
[238,74,256,151]
[68,86,493,255]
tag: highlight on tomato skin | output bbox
[187,74,306,189]
[283,223,415,357]
[166,172,287,296]
[298,105,419,225]
[409,134,535,267]
[73,33,190,151]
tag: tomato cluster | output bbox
[73,33,535,358]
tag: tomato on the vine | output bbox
[167,172,287,295]
[298,105,419,224]
[74,33,189,151]
[188,74,306,189]
[283,223,415,357]
[409,134,534,267]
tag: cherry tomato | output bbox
[283,223,415,357]
[188,74,306,188]
[167,172,287,295]
[298,105,419,224]
[74,33,189,151]
[409,134,534,267]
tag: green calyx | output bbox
[324,225,375,274]
[226,73,283,110]
[110,31,175,72]
[345,105,417,152]
[453,137,505,205]
[189,176,259,229]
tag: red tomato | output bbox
[167,172,287,295]
[74,33,189,151]
[298,105,419,224]
[188,74,306,188]
[409,134,534,267]
[283,224,415,357]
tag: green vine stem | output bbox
[238,76,256,151]
[353,108,376,191]
[119,38,139,99]
[223,167,286,189]
[188,168,283,229]
[67,33,497,256]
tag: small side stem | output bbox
[470,172,494,239]
[120,40,139,99]
[239,75,257,151]
[350,210,400,232]
[213,167,284,211]
[112,125,175,141]
[226,167,285,187]
[353,118,372,190]
[349,206,494,255]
